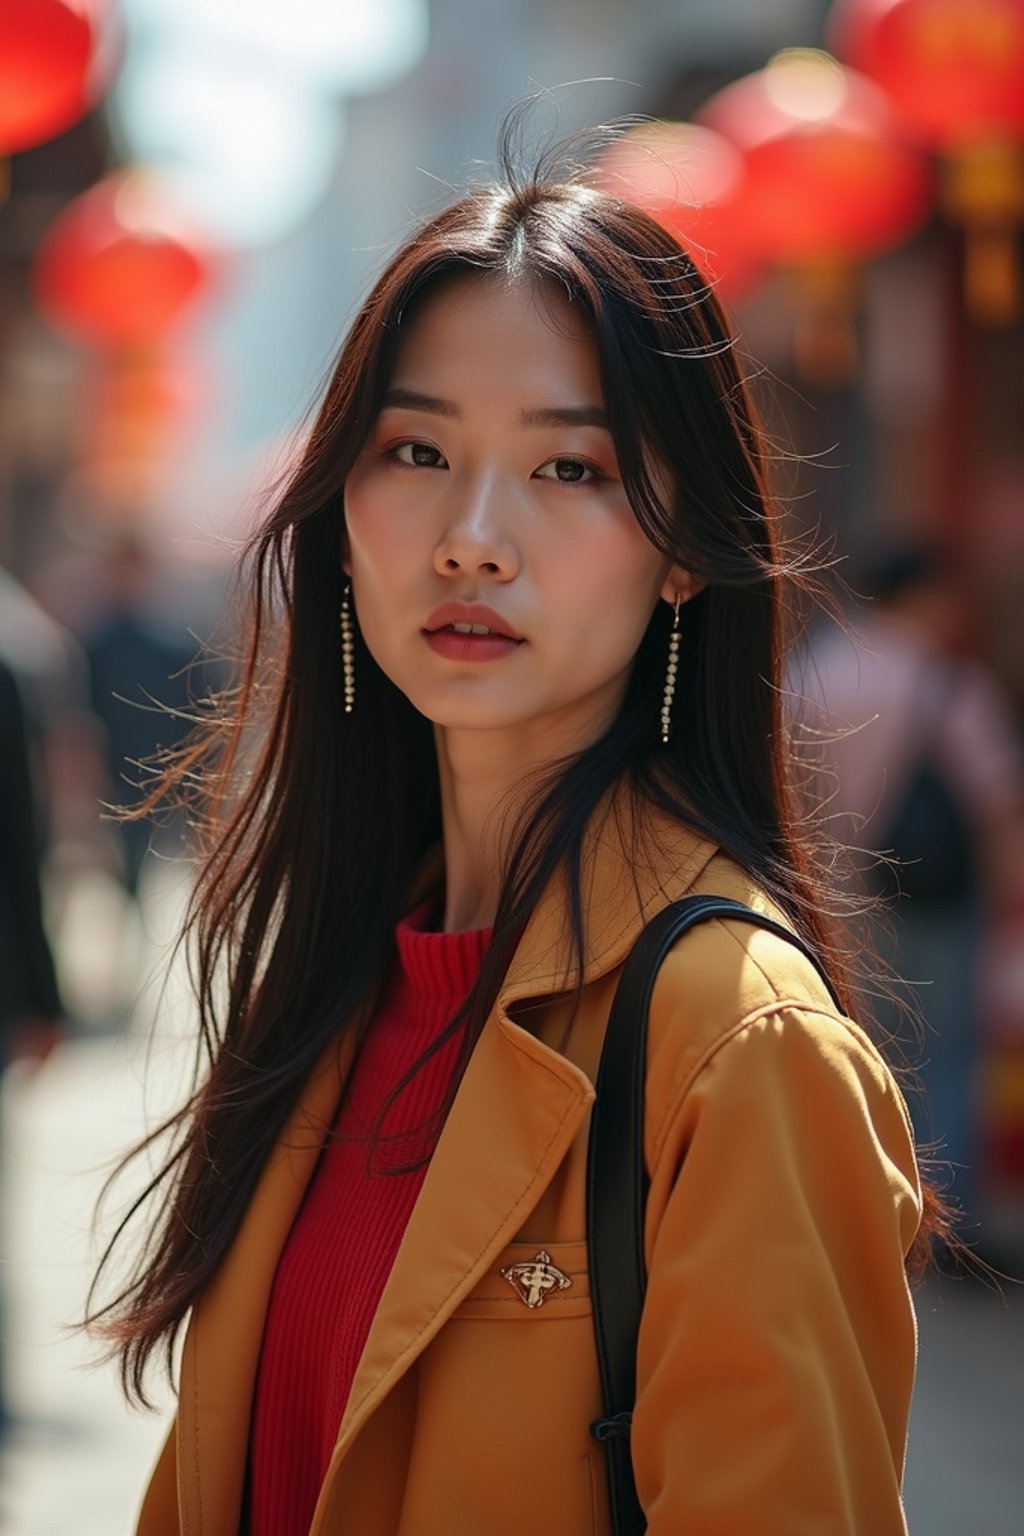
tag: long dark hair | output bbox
[88,132,946,1404]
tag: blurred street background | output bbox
[1,0,1023,1531]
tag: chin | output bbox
[400,683,524,730]
[420,704,529,732]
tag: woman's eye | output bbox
[535,457,599,484]
[393,441,447,468]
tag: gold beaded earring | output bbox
[660,595,681,744]
[340,580,355,714]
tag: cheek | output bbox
[341,472,368,559]
[549,527,663,653]
[343,472,410,575]
[342,478,412,673]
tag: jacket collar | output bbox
[499,781,718,1003]
[403,780,717,1003]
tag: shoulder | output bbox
[643,853,914,1170]
[652,850,838,1026]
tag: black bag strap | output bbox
[586,895,841,1535]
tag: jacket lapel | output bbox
[327,795,717,1467]
[329,1001,593,1461]
[172,855,456,1532]
[175,1027,361,1536]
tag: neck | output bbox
[435,767,507,934]
[432,697,620,932]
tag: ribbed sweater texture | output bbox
[247,898,490,1535]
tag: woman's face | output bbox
[343,272,689,753]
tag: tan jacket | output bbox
[137,793,921,1535]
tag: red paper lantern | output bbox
[829,0,1024,323]
[699,49,934,382]
[72,349,209,507]
[699,48,933,264]
[829,0,1024,151]
[593,122,768,301]
[0,0,109,155]
[33,171,214,348]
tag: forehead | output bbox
[389,271,603,403]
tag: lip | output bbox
[424,630,522,663]
[423,602,524,642]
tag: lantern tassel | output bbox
[942,143,1024,329]
[964,225,1021,327]
[790,259,860,388]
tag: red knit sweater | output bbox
[247,899,490,1536]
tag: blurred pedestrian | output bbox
[803,549,1024,1230]
[0,656,65,1435]
[0,564,90,749]
[90,147,941,1535]
[79,535,199,894]
[0,561,112,891]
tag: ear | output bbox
[660,567,705,607]
[340,520,352,578]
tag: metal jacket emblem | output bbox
[499,1250,573,1309]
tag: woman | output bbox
[91,144,936,1535]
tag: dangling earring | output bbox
[660,595,681,744]
[340,580,356,714]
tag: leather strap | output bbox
[586,896,840,1534]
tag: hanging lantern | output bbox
[700,48,934,383]
[593,122,768,303]
[72,350,207,508]
[33,170,216,511]
[829,0,1024,324]
[829,0,1024,149]
[700,50,932,263]
[0,0,111,159]
[33,169,214,349]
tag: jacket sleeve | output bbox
[632,1001,921,1536]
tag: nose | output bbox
[432,469,520,580]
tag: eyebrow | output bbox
[381,387,609,431]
